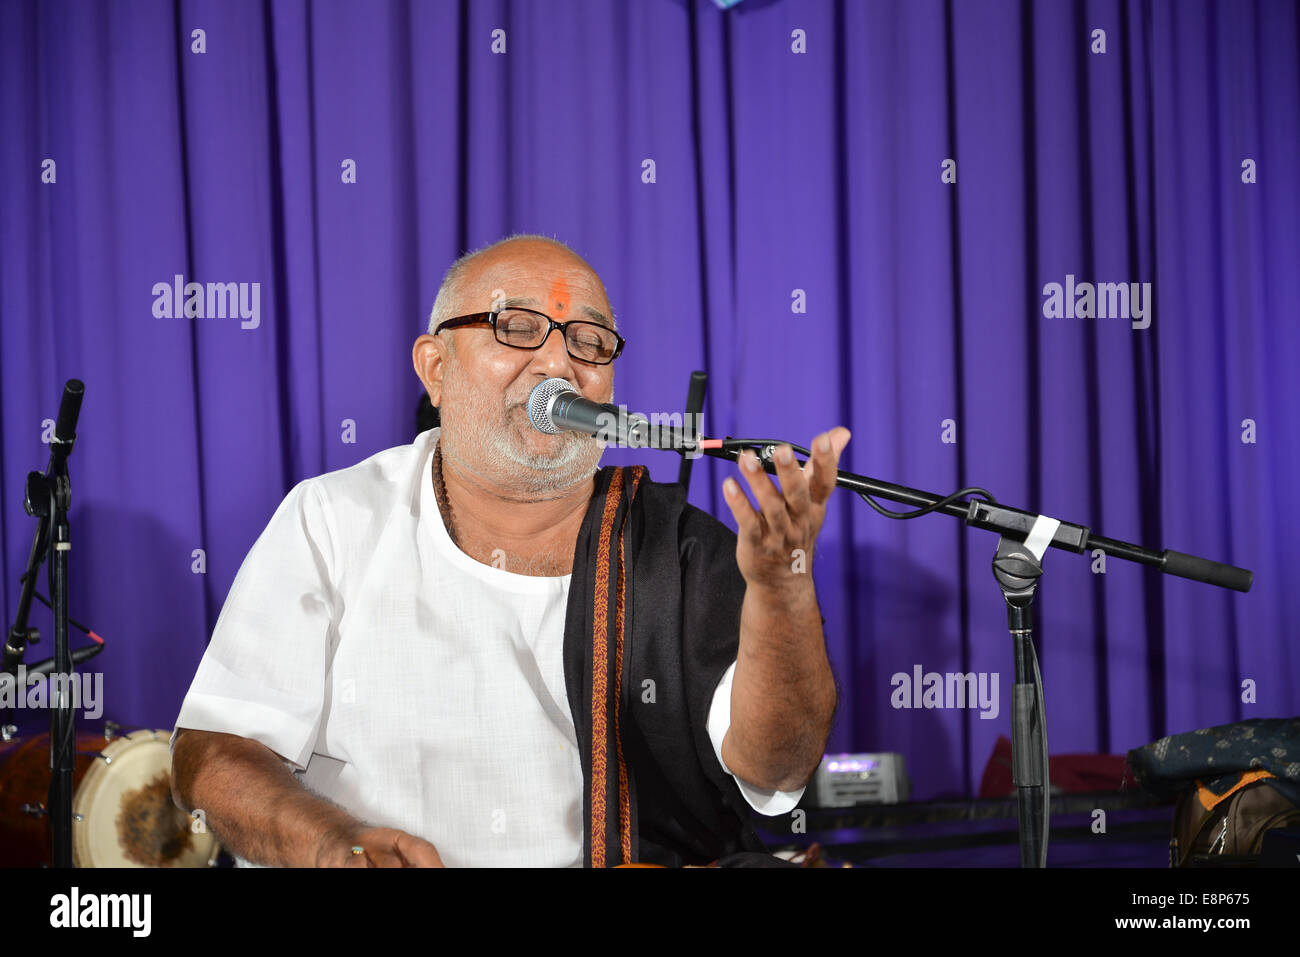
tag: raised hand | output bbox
[721,428,851,591]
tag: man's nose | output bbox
[527,325,577,380]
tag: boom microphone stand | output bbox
[648,417,1251,867]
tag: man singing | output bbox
[170,234,849,867]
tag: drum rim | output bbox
[72,728,220,868]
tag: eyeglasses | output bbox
[434,307,626,365]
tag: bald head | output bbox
[427,234,615,336]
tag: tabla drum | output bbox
[0,726,220,867]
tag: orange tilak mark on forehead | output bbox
[547,277,571,315]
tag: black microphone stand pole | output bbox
[3,380,84,867]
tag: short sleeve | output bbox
[173,480,336,770]
[706,661,806,816]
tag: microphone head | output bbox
[527,377,576,434]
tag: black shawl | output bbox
[563,464,775,867]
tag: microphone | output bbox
[48,378,84,473]
[527,377,641,438]
[525,378,699,455]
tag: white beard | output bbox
[438,366,607,497]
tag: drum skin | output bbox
[0,728,219,867]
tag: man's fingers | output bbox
[395,832,445,868]
[722,476,761,542]
[771,443,811,517]
[807,428,850,504]
[343,827,440,868]
[736,450,793,538]
[365,844,406,868]
[726,433,848,545]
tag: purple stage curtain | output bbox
[1,0,1295,800]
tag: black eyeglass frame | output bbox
[433,307,626,365]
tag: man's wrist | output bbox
[313,819,364,868]
[744,575,818,616]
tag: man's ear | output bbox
[412,334,446,407]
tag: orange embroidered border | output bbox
[589,468,625,868]
[613,468,645,864]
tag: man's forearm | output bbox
[722,580,836,791]
[171,729,362,868]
